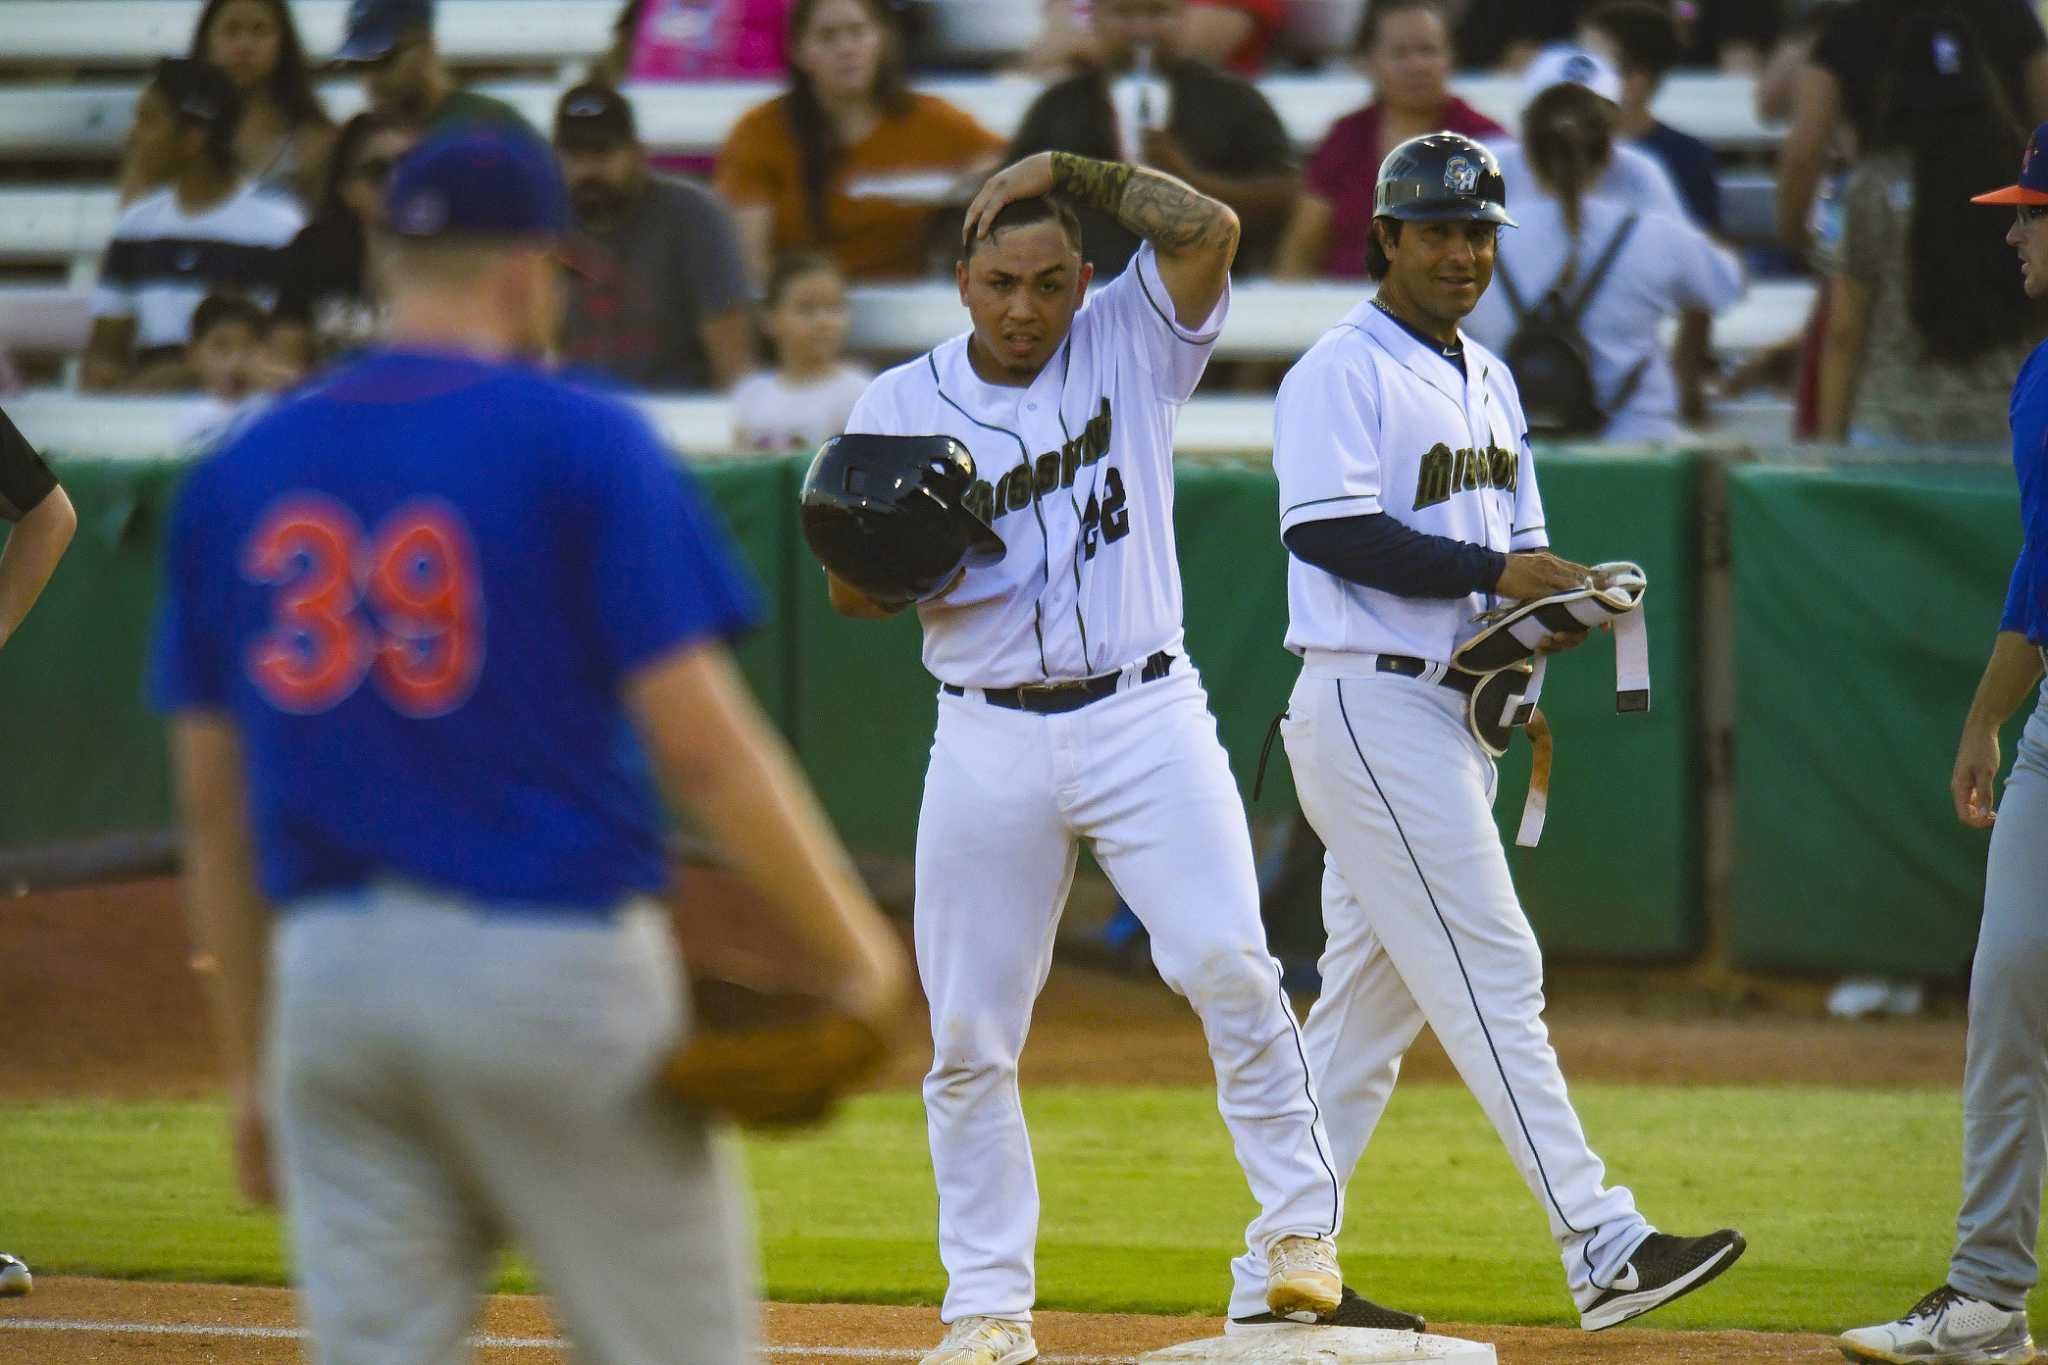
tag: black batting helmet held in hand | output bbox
[1375,132,1516,227]
[801,434,1007,604]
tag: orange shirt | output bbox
[716,93,1003,280]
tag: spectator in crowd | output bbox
[1273,0,1505,279]
[555,83,754,391]
[717,0,1003,281]
[1493,46,1693,222]
[601,0,790,83]
[1778,0,2048,250]
[1006,0,1297,275]
[1818,9,2038,449]
[599,0,790,177]
[1673,0,1779,72]
[1029,0,1283,78]
[731,251,870,452]
[84,60,304,392]
[1577,3,1720,424]
[1449,0,1577,69]
[1183,0,1284,73]
[335,0,533,135]
[1464,80,1742,441]
[1579,1,1720,231]
[1754,1,1847,126]
[175,294,274,448]
[0,407,76,656]
[272,112,418,367]
[120,0,334,209]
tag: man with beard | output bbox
[334,0,531,136]
[1005,0,1296,276]
[554,83,754,392]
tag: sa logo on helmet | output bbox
[1443,155,1479,195]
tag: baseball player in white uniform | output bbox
[1232,132,1748,1333]
[829,151,1422,1365]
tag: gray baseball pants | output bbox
[1951,688,2048,1310]
[268,884,757,1365]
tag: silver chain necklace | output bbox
[1373,294,1462,356]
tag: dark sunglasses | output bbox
[350,156,397,182]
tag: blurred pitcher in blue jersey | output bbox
[149,128,906,1365]
[1837,122,2048,1365]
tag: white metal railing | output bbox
[3,387,1793,459]
[0,276,1818,366]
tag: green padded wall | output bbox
[1489,450,1704,959]
[0,455,799,855]
[1727,462,2032,976]
[0,457,185,848]
[690,457,801,736]
[788,452,1703,963]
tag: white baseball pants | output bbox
[1228,661,1650,1319]
[916,662,1342,1323]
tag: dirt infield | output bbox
[1,873,1947,1361]
[0,1279,1840,1365]
[0,873,1967,1101]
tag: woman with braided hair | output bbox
[1463,79,1740,441]
[1816,8,2044,451]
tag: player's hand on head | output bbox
[1951,723,2002,829]
[964,153,1058,244]
[1495,551,1593,602]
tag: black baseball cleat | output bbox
[1580,1229,1747,1331]
[1225,1285,1426,1336]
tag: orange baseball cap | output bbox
[1972,122,2048,205]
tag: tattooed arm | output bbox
[963,151,1240,328]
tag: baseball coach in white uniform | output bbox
[1245,132,1748,1333]
[826,151,1426,1365]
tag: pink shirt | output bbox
[1304,97,1508,278]
[628,0,789,81]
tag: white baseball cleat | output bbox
[0,1255,31,1297]
[1265,1234,1343,1318]
[1839,1285,2037,1364]
[918,1315,1038,1365]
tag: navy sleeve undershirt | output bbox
[1285,513,1506,599]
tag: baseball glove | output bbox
[661,976,896,1129]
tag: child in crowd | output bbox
[731,252,871,454]
[175,294,296,448]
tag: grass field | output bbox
[1,1082,2037,1339]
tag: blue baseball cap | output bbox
[385,129,570,241]
[1973,122,2048,206]
[334,0,434,64]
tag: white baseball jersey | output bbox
[844,242,1226,688]
[1273,300,1548,662]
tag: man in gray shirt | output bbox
[554,83,753,391]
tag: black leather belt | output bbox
[944,651,1175,714]
[1376,653,1478,695]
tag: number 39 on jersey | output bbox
[240,493,486,719]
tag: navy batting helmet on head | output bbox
[801,435,1006,604]
[1375,132,1515,227]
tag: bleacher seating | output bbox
[0,2,1797,399]
[0,2,616,73]
[0,272,1817,366]
[0,71,1780,164]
